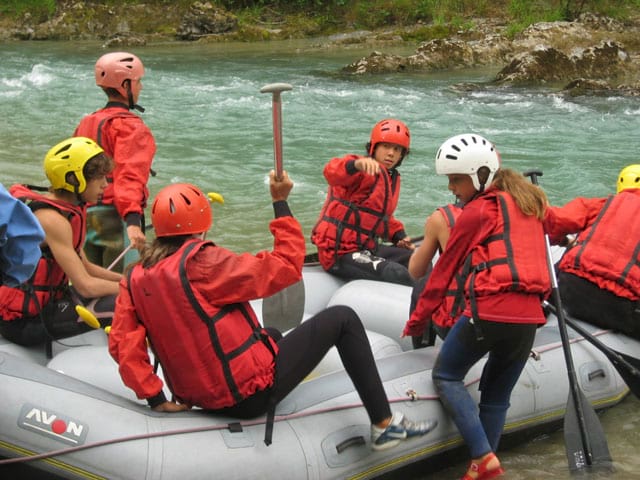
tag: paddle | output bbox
[260,82,292,180]
[543,301,640,399]
[258,82,305,331]
[525,169,612,471]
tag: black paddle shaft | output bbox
[543,301,640,399]
[525,169,611,470]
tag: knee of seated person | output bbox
[379,262,414,286]
[325,304,359,322]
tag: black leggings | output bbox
[559,271,640,339]
[219,305,392,424]
[0,294,115,347]
[330,244,414,286]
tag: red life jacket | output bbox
[433,204,464,328]
[128,239,278,410]
[560,192,640,300]
[0,185,85,320]
[311,161,401,269]
[74,105,151,208]
[457,191,550,319]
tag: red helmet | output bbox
[95,52,144,98]
[151,183,212,238]
[367,119,411,156]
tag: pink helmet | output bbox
[95,52,144,98]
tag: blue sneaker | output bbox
[371,411,437,451]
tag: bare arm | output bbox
[81,250,123,282]
[408,210,449,279]
[36,208,120,298]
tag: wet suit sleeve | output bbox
[108,117,156,225]
[108,277,166,403]
[544,196,607,245]
[191,203,306,305]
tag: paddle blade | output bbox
[261,280,305,332]
[75,305,101,329]
[563,389,612,471]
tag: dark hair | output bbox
[84,152,113,181]
[136,235,192,269]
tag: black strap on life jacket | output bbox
[321,172,392,265]
[177,242,276,405]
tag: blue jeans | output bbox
[432,315,537,458]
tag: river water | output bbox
[1,39,640,479]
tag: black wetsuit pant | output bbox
[218,305,391,425]
[0,294,115,347]
[559,271,640,339]
[329,244,414,286]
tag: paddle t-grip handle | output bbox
[261,83,293,180]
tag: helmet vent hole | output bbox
[179,193,193,206]
[56,144,72,155]
[169,199,176,214]
[446,154,458,160]
[452,145,461,152]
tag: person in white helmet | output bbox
[404,133,551,480]
[75,52,156,272]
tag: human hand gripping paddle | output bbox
[525,170,612,472]
[259,83,306,332]
[75,191,226,331]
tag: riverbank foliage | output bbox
[1,0,639,39]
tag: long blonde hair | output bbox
[491,168,548,220]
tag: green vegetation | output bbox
[0,0,638,39]
[0,0,55,22]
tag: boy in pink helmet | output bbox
[75,52,156,272]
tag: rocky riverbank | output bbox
[2,1,640,95]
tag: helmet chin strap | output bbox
[124,80,145,112]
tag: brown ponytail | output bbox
[491,168,548,220]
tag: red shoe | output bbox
[461,452,505,480]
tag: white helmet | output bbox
[435,134,501,191]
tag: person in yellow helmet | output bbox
[544,164,640,339]
[0,137,121,347]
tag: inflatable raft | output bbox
[0,262,637,479]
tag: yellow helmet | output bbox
[44,137,104,194]
[617,164,640,193]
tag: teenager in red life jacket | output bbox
[311,119,415,286]
[0,137,121,346]
[408,201,463,348]
[74,52,156,273]
[545,164,640,339]
[403,134,551,480]
[109,174,437,450]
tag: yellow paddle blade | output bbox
[104,326,111,335]
[75,305,101,329]
[207,192,225,205]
